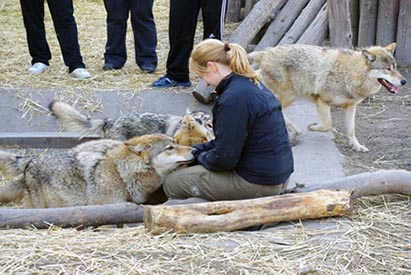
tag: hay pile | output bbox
[1,1,410,274]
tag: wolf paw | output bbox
[349,139,369,152]
[308,123,331,132]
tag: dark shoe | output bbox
[151,76,191,88]
[140,64,156,73]
[192,91,217,105]
[103,63,121,71]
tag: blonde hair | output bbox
[189,39,259,83]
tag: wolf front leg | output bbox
[308,98,333,132]
[344,104,368,152]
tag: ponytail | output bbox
[190,39,259,84]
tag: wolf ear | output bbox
[385,42,397,53]
[362,49,376,63]
[126,143,151,163]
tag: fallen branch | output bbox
[144,190,352,234]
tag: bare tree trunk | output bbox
[376,0,399,46]
[255,0,310,51]
[357,0,378,47]
[144,190,352,234]
[297,3,329,45]
[228,0,287,48]
[328,0,353,48]
[0,203,144,229]
[278,0,326,45]
[396,0,411,66]
[288,170,411,198]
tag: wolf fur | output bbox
[0,134,194,208]
[249,43,407,152]
[49,101,214,146]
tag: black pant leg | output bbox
[166,0,200,82]
[47,0,85,72]
[129,0,158,68]
[103,0,129,68]
[201,0,227,40]
[20,0,51,65]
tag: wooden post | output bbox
[396,0,411,66]
[244,0,258,18]
[297,3,329,46]
[226,0,242,22]
[376,0,399,46]
[357,0,378,47]
[255,0,310,51]
[144,190,353,234]
[228,0,287,48]
[328,0,353,48]
[350,0,360,47]
[278,0,326,45]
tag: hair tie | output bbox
[224,43,230,52]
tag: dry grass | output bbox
[1,1,410,274]
[0,195,410,274]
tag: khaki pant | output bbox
[163,165,288,201]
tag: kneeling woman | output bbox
[163,39,294,201]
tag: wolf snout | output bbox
[400,79,407,86]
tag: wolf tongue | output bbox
[378,79,399,94]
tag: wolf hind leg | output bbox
[0,178,25,204]
[344,105,368,152]
[308,98,333,132]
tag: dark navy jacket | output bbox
[193,73,294,185]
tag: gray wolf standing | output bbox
[0,134,194,208]
[249,43,407,152]
[49,101,214,146]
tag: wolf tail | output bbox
[49,101,105,136]
[0,151,28,203]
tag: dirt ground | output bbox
[332,66,411,175]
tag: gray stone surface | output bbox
[0,87,345,186]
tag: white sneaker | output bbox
[70,68,91,80]
[27,62,49,74]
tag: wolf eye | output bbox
[195,118,202,124]
[166,145,174,150]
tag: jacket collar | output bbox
[215,72,234,95]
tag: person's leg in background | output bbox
[20,0,51,74]
[151,0,200,87]
[192,0,227,103]
[103,0,129,70]
[129,0,158,73]
[47,0,90,79]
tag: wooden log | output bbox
[0,132,100,149]
[144,190,352,234]
[278,0,326,45]
[244,0,258,18]
[328,0,353,48]
[297,3,329,46]
[357,0,378,47]
[0,203,144,229]
[396,0,411,66]
[376,0,399,46]
[226,0,242,22]
[288,170,411,199]
[255,0,310,51]
[228,0,287,48]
